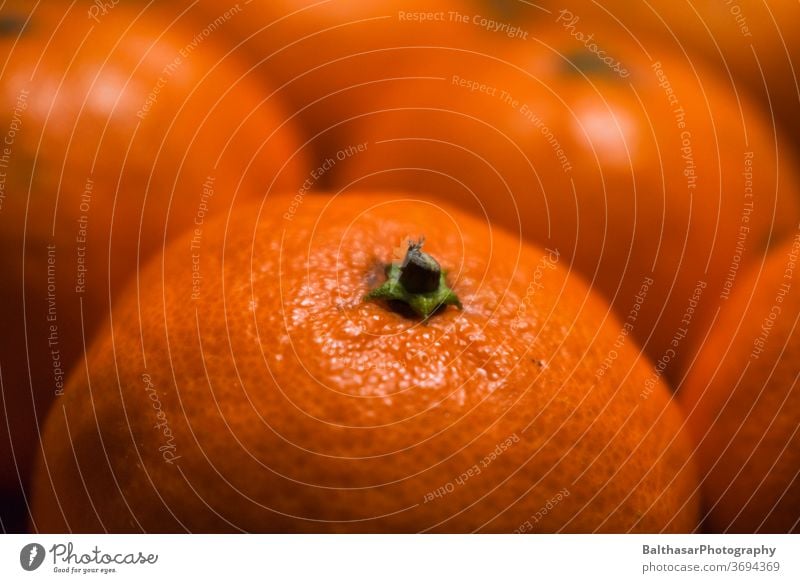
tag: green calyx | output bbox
[365,238,462,319]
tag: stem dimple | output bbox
[0,16,26,36]
[399,238,440,294]
[365,237,461,320]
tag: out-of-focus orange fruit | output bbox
[527,0,800,152]
[0,3,307,502]
[680,235,800,533]
[183,0,496,158]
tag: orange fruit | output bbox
[0,3,307,504]
[529,0,800,152]
[680,235,800,533]
[327,27,800,383]
[182,0,490,158]
[32,192,698,533]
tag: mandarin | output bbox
[182,0,490,159]
[680,235,800,533]
[0,2,306,505]
[328,28,800,383]
[528,0,800,152]
[31,193,698,533]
